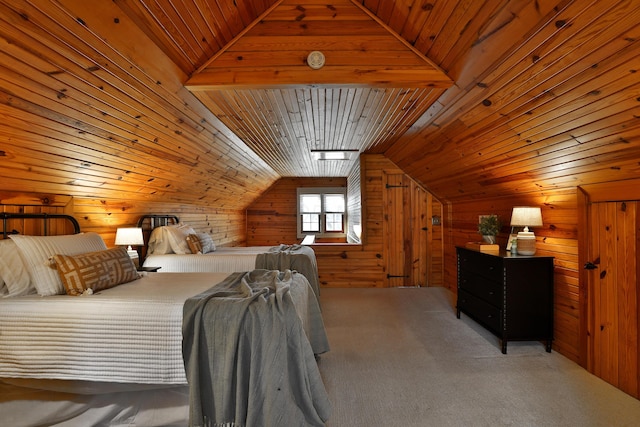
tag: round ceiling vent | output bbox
[307,51,325,70]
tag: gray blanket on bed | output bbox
[182,269,331,427]
[256,244,321,298]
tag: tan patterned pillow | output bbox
[52,247,139,296]
[186,234,203,254]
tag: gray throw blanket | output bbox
[255,245,321,299]
[182,269,331,427]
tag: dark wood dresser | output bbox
[456,246,554,354]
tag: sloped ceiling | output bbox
[184,0,452,177]
[1,0,639,209]
[113,0,640,202]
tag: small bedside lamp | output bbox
[510,207,543,255]
[115,227,144,258]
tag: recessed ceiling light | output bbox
[311,149,359,161]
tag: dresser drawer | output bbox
[457,289,502,335]
[456,246,554,354]
[458,270,502,307]
[458,250,503,282]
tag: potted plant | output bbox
[478,214,501,244]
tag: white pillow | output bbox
[0,239,33,297]
[165,224,196,254]
[10,233,107,296]
[147,227,172,255]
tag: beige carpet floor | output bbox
[317,287,640,427]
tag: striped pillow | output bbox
[52,247,139,296]
[10,233,108,296]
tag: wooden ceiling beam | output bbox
[186,68,452,90]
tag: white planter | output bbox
[482,235,496,244]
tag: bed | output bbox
[0,213,330,426]
[138,214,321,298]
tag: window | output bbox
[297,187,347,238]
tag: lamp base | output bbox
[516,231,536,255]
[126,248,139,268]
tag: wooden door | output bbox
[384,173,409,287]
[383,173,431,287]
[411,183,430,286]
[586,200,639,397]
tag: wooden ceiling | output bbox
[181,0,452,177]
[0,0,639,208]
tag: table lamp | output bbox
[115,227,144,258]
[510,207,542,255]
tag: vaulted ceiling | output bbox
[120,0,454,178]
[1,0,638,209]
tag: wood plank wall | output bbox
[246,155,444,289]
[0,192,75,237]
[246,177,348,245]
[76,198,247,248]
[1,191,247,248]
[444,189,580,363]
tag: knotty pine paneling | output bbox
[246,177,347,246]
[1,192,247,251]
[187,0,450,89]
[382,0,640,205]
[190,87,443,178]
[246,155,444,289]
[115,0,275,73]
[0,0,277,210]
[0,194,75,237]
[73,198,247,249]
[4,0,639,211]
[445,189,580,363]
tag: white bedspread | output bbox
[0,271,324,387]
[142,246,271,273]
[0,273,257,385]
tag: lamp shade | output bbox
[510,207,542,256]
[115,227,144,246]
[510,207,543,229]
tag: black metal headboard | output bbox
[136,214,180,229]
[1,212,81,239]
[135,214,180,260]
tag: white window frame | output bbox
[297,187,347,239]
